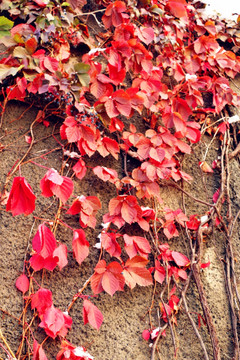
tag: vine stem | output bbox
[176,274,210,360]
[16,313,37,360]
[150,323,168,360]
[0,328,16,359]
[222,128,240,359]
[148,280,157,328]
[192,261,221,360]
[151,267,195,360]
[78,9,105,16]
[180,178,215,360]
[163,181,214,208]
[159,293,177,357]
[67,275,93,313]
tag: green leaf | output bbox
[36,16,46,29]
[74,62,90,74]
[55,71,63,79]
[0,16,14,31]
[61,2,70,6]
[73,63,90,86]
[0,16,13,37]
[77,73,90,87]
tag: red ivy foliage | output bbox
[6,177,36,216]
[1,0,239,357]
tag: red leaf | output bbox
[39,305,72,339]
[43,57,59,73]
[30,254,58,271]
[175,139,191,154]
[101,232,121,257]
[33,0,48,7]
[121,196,141,224]
[104,98,120,118]
[25,135,32,144]
[6,77,27,101]
[98,137,120,160]
[186,215,200,230]
[91,273,104,295]
[91,80,113,99]
[172,251,190,267]
[40,168,74,204]
[109,118,124,132]
[27,73,46,94]
[142,329,150,341]
[154,261,166,284]
[177,269,188,280]
[186,122,201,143]
[160,302,172,322]
[105,195,146,229]
[15,274,29,293]
[31,288,53,316]
[11,24,35,38]
[166,0,187,18]
[136,27,154,45]
[93,166,118,184]
[32,224,57,259]
[56,340,74,360]
[123,234,151,259]
[6,177,36,216]
[61,117,81,143]
[123,256,153,289]
[173,112,186,133]
[102,1,128,29]
[56,340,93,360]
[213,188,220,203]
[72,229,89,265]
[200,261,210,269]
[72,159,87,180]
[101,271,119,296]
[30,224,59,271]
[33,340,48,360]
[91,260,124,296]
[163,222,178,239]
[83,299,103,330]
[108,64,126,85]
[149,147,165,163]
[53,244,68,271]
[68,195,101,228]
[56,42,70,63]
[218,122,228,134]
[162,109,186,133]
[113,89,131,117]
[173,98,192,122]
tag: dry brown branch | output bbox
[150,323,168,360]
[0,329,15,359]
[222,128,240,359]
[159,293,177,357]
[191,260,221,360]
[228,141,240,160]
[180,176,220,360]
[175,275,210,360]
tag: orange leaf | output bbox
[25,37,38,54]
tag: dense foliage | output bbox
[0,0,240,359]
